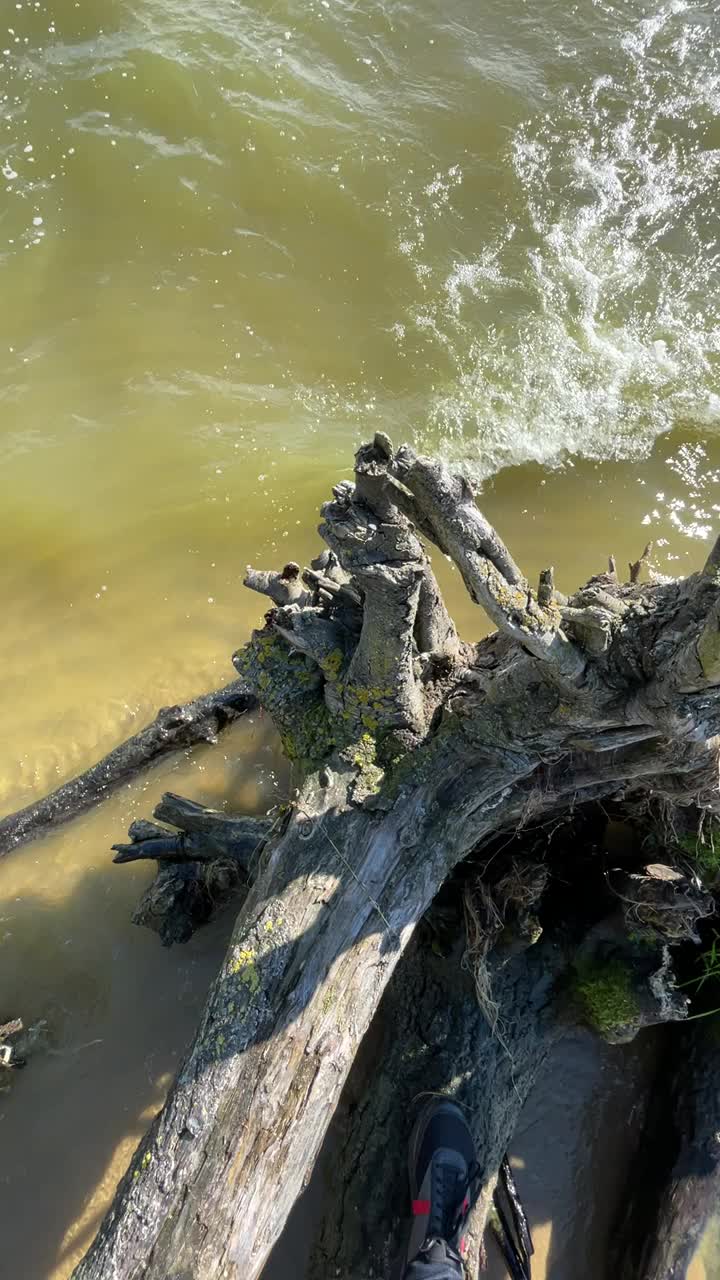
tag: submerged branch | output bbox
[0,678,255,858]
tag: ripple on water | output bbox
[397,0,720,479]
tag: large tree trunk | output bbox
[310,919,566,1280]
[73,436,720,1280]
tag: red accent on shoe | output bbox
[412,1199,431,1216]
[463,1197,469,1212]
[459,1237,467,1255]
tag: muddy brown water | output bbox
[2,0,720,1273]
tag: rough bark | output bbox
[74,754,548,1280]
[0,679,255,858]
[614,1022,720,1280]
[73,437,720,1280]
[310,922,566,1280]
[111,794,272,946]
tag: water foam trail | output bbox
[404,0,720,479]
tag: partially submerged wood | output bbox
[614,1022,720,1280]
[0,1016,47,1075]
[0,679,255,858]
[74,438,720,1280]
[111,793,273,945]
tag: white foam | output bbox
[402,0,720,480]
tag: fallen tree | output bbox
[73,435,720,1280]
[308,889,565,1280]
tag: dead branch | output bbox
[0,678,255,858]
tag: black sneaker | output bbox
[405,1098,479,1270]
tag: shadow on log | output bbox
[308,912,565,1279]
[613,1021,720,1280]
[70,436,720,1280]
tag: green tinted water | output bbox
[1,0,719,1273]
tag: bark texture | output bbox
[310,921,566,1280]
[73,436,720,1280]
[0,679,255,858]
[614,1022,720,1280]
[111,793,272,946]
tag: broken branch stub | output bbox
[112,794,272,945]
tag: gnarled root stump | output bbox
[111,793,271,946]
[74,436,720,1280]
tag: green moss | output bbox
[240,628,337,767]
[280,698,336,765]
[678,829,720,882]
[375,730,407,771]
[698,623,720,682]
[377,721,457,803]
[573,959,639,1036]
[321,647,344,681]
[626,930,659,949]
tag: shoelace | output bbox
[447,1160,483,1245]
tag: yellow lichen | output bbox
[321,987,337,1014]
[321,647,344,681]
[229,946,261,993]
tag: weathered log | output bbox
[73,753,545,1280]
[310,918,565,1279]
[0,679,255,858]
[73,437,720,1280]
[308,808,690,1279]
[614,1021,720,1280]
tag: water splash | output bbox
[402,0,720,479]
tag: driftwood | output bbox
[72,436,720,1280]
[0,679,255,858]
[614,1021,720,1280]
[112,793,272,946]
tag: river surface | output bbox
[1,0,719,1275]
